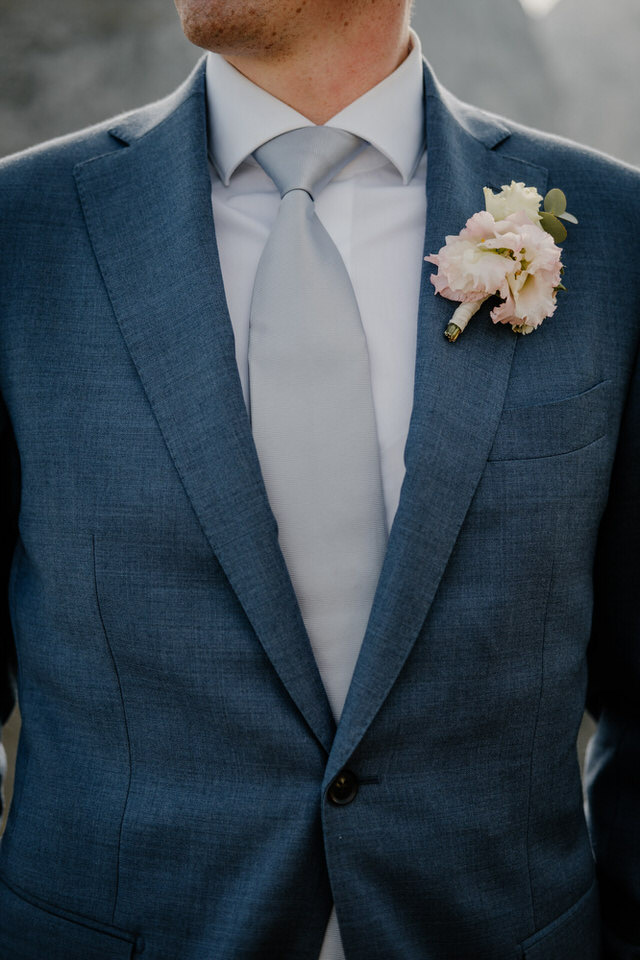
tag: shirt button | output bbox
[327,769,359,806]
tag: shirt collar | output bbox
[206,28,425,187]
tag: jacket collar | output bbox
[204,27,426,187]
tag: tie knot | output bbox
[252,127,366,199]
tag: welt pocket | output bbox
[488,379,611,462]
[0,872,143,960]
[519,879,601,959]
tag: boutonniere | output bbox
[425,181,578,342]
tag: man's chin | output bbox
[173,0,286,56]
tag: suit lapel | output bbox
[74,60,336,754]
[326,62,549,782]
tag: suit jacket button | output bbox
[327,769,359,806]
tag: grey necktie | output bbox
[248,126,388,723]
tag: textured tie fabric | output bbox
[248,126,388,723]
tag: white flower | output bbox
[483,180,543,223]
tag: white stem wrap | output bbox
[450,296,489,332]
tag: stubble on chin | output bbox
[174,0,296,57]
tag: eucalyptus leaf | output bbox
[544,188,567,216]
[540,211,567,243]
[558,211,579,224]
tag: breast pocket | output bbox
[488,379,611,462]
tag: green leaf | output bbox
[544,188,567,216]
[540,211,567,243]
[558,211,579,224]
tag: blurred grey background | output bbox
[1,0,638,831]
[1,0,639,164]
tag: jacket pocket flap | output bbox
[0,874,141,960]
[520,880,601,959]
[488,379,611,462]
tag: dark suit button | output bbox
[327,769,359,806]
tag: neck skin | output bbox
[224,4,413,125]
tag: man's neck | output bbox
[223,23,412,125]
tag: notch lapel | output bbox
[74,60,335,754]
[326,62,549,782]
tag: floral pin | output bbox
[425,181,578,341]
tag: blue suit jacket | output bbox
[1,56,639,960]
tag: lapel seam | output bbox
[106,90,204,149]
[70,90,205,181]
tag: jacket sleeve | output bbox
[585,337,640,960]
[0,393,19,819]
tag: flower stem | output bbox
[445,323,462,342]
[444,298,488,341]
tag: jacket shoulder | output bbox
[0,115,130,239]
[482,106,640,197]
[0,115,122,190]
[505,115,638,178]
[0,58,206,204]
[434,73,640,205]
[464,101,640,234]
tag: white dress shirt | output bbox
[205,31,427,960]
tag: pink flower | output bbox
[426,208,564,334]
[484,212,563,329]
[425,211,513,304]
